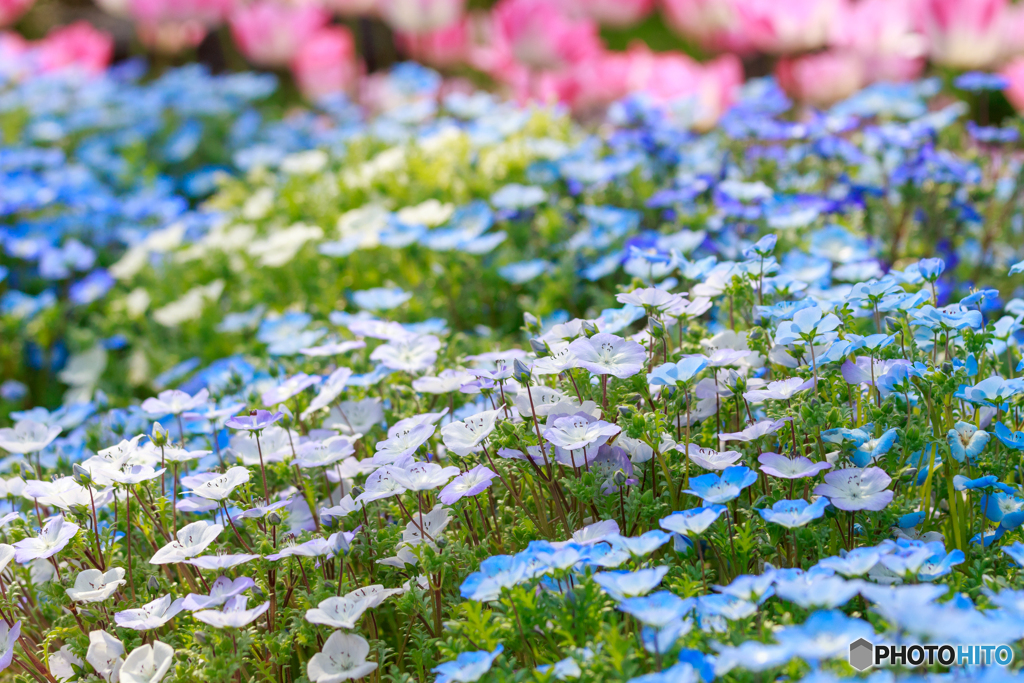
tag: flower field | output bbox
[5,1,1024,683]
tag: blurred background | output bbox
[5,0,1024,120]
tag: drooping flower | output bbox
[150,521,224,564]
[182,575,255,611]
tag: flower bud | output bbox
[611,469,627,486]
[150,422,169,447]
[581,320,599,338]
[436,536,448,549]
[648,317,665,338]
[523,312,540,334]
[267,511,282,526]
[350,485,364,498]
[529,338,548,357]
[147,576,160,591]
[72,464,93,487]
[884,317,900,333]
[195,632,207,645]
[618,405,634,419]
[513,358,532,385]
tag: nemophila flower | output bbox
[433,645,504,683]
[757,498,828,528]
[370,335,441,373]
[393,462,460,492]
[718,419,788,443]
[535,657,582,681]
[402,506,451,547]
[773,610,874,663]
[0,420,62,454]
[612,530,671,558]
[851,427,899,467]
[684,445,743,470]
[757,453,832,479]
[262,372,322,406]
[683,466,757,505]
[817,546,888,577]
[308,631,378,683]
[647,357,708,386]
[86,629,123,682]
[295,437,358,469]
[141,389,209,417]
[774,305,841,347]
[106,463,165,486]
[185,467,250,501]
[813,467,893,511]
[50,645,83,680]
[186,554,260,571]
[13,516,79,562]
[917,549,965,581]
[355,466,408,504]
[640,618,693,656]
[616,287,682,313]
[593,567,669,600]
[225,410,283,431]
[1003,542,1024,567]
[544,415,621,452]
[194,595,269,629]
[328,399,384,435]
[120,640,174,683]
[947,421,990,462]
[306,595,371,629]
[413,369,476,394]
[440,409,502,456]
[981,491,1024,524]
[182,576,255,611]
[373,423,434,464]
[618,591,693,628]
[660,506,727,536]
[775,575,861,609]
[438,465,497,505]
[742,377,814,403]
[114,594,185,631]
[150,521,224,564]
[302,368,353,418]
[713,574,776,604]
[66,567,126,603]
[567,333,646,378]
[352,287,412,311]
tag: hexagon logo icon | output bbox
[849,638,874,671]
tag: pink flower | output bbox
[379,0,464,34]
[37,22,114,74]
[660,0,755,53]
[323,0,379,16]
[0,0,33,28]
[230,1,329,67]
[921,0,1006,69]
[291,26,360,100]
[1002,57,1024,112]
[739,0,846,54]
[128,0,237,26]
[492,0,602,71]
[395,18,468,67]
[776,49,864,108]
[565,0,654,27]
[830,0,927,83]
[136,20,207,54]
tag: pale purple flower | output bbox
[743,377,815,403]
[299,340,367,357]
[718,419,789,443]
[150,521,224,564]
[393,462,460,492]
[295,437,358,469]
[308,632,377,683]
[302,368,353,418]
[0,420,61,454]
[66,567,126,603]
[616,287,683,312]
[184,467,250,501]
[705,349,750,367]
[85,629,123,682]
[225,410,283,431]
[412,369,476,394]
[813,467,893,511]
[440,409,502,457]
[114,594,185,630]
[758,453,832,479]
[182,576,255,611]
[234,497,292,521]
[0,621,20,673]
[354,466,407,504]
[262,373,322,407]
[373,423,434,464]
[370,335,441,373]
[14,516,79,562]
[192,595,268,629]
[567,333,646,378]
[438,465,497,505]
[186,554,260,570]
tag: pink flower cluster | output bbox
[0,21,113,78]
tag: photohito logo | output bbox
[848,639,1014,671]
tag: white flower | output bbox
[0,420,62,454]
[372,423,434,464]
[49,645,83,682]
[295,437,358,469]
[150,521,224,565]
[402,505,451,547]
[13,516,79,562]
[67,567,126,603]
[393,463,460,492]
[440,409,502,457]
[354,466,408,504]
[0,545,14,574]
[86,630,124,682]
[305,595,371,629]
[120,640,174,683]
[302,368,354,419]
[370,335,441,373]
[344,585,403,609]
[327,399,384,435]
[114,594,185,631]
[105,464,165,486]
[182,576,255,611]
[185,467,250,501]
[412,369,475,394]
[308,632,378,683]
[185,554,260,571]
[22,477,114,511]
[193,595,269,629]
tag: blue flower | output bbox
[491,183,546,210]
[660,506,727,536]
[947,421,989,462]
[995,422,1024,451]
[1003,541,1024,567]
[918,549,965,581]
[592,567,669,600]
[351,287,412,311]
[953,71,1008,91]
[618,591,693,628]
[852,427,899,467]
[647,357,708,386]
[612,530,671,558]
[498,260,552,284]
[433,645,503,683]
[683,467,757,505]
[757,498,828,528]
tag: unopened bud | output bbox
[611,470,627,486]
[195,632,207,645]
[618,405,634,419]
[72,464,93,487]
[350,486,364,498]
[513,358,532,385]
[267,511,282,526]
[436,536,448,549]
[523,312,540,334]
[748,329,762,341]
[884,316,900,333]
[150,422,169,447]
[581,321,599,338]
[147,576,160,591]
[648,317,665,338]
[529,338,548,357]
